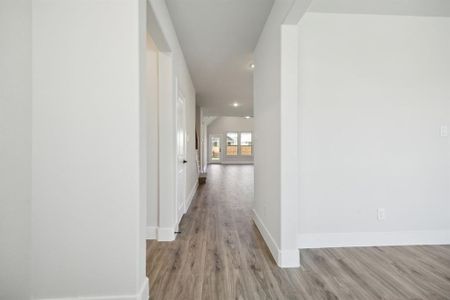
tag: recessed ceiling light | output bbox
[250,63,255,69]
[244,116,252,119]
[232,102,239,107]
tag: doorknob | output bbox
[183,160,188,164]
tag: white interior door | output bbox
[176,90,187,224]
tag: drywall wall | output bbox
[196,106,209,172]
[138,0,149,286]
[196,105,201,151]
[149,0,197,240]
[308,0,450,17]
[146,31,159,231]
[207,117,254,164]
[297,12,450,248]
[185,83,198,210]
[253,0,298,266]
[32,0,147,298]
[199,107,209,172]
[254,0,314,267]
[0,0,31,299]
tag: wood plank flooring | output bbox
[146,165,450,299]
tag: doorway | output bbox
[209,134,222,163]
[145,0,176,240]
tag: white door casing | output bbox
[176,87,187,226]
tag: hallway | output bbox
[146,165,450,300]
[147,164,291,299]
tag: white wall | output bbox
[196,105,201,164]
[253,0,312,267]
[32,1,147,298]
[199,107,209,172]
[148,0,197,240]
[185,87,198,207]
[297,12,450,248]
[253,0,291,259]
[207,117,254,164]
[0,0,31,299]
[146,32,159,230]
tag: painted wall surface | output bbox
[146,33,159,229]
[253,0,295,255]
[185,84,198,202]
[0,0,31,298]
[207,117,254,164]
[32,0,147,298]
[149,0,197,234]
[200,108,209,172]
[297,13,450,247]
[196,105,201,153]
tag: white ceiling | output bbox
[166,0,274,116]
[308,0,450,17]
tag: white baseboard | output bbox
[252,209,279,261]
[147,183,198,242]
[145,226,157,240]
[177,204,184,226]
[252,209,300,268]
[157,227,176,242]
[297,230,450,249]
[278,249,301,268]
[185,181,199,213]
[176,181,199,229]
[37,278,149,300]
[221,161,254,165]
[138,279,149,300]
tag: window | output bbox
[240,132,252,156]
[226,132,238,156]
[225,132,253,156]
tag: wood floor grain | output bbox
[146,165,450,300]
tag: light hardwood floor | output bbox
[146,165,450,299]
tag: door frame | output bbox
[147,0,177,243]
[175,82,187,227]
[208,134,223,164]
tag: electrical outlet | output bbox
[377,208,386,221]
[440,125,448,137]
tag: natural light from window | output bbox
[240,132,252,156]
[226,132,238,156]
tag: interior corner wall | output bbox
[149,0,197,236]
[146,30,159,230]
[195,105,205,172]
[32,0,147,298]
[297,12,450,248]
[0,0,31,299]
[199,108,208,172]
[253,0,295,261]
[196,105,201,152]
[185,87,198,202]
[207,117,255,164]
[138,0,149,288]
